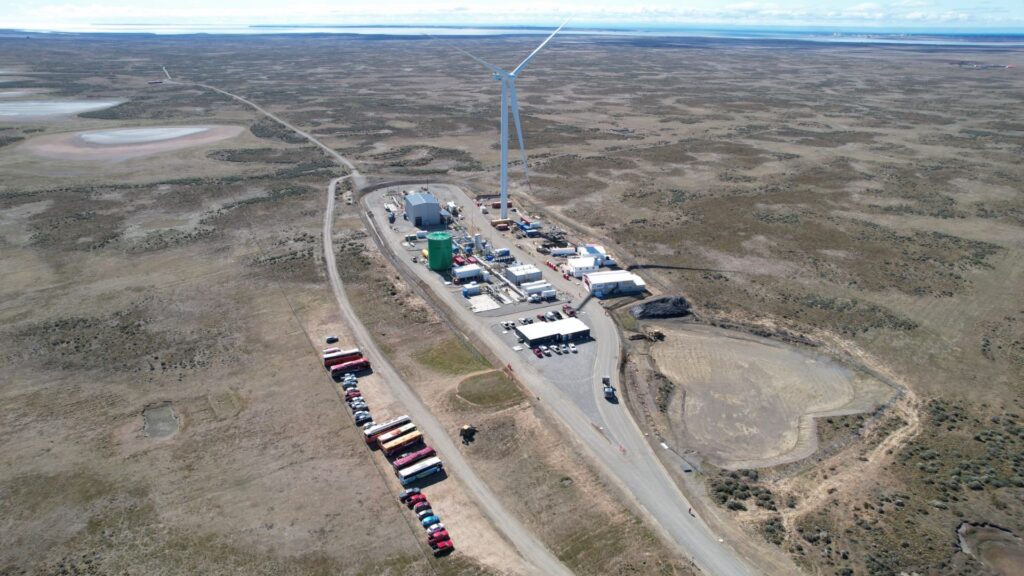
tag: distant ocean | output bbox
[6,24,1024,46]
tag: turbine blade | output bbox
[423,33,509,76]
[509,82,531,189]
[511,17,570,77]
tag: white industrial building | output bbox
[504,263,542,285]
[583,270,647,298]
[453,263,483,280]
[566,256,598,278]
[520,280,553,295]
[514,317,591,346]
[404,192,441,227]
[577,244,615,267]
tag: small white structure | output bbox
[453,263,483,280]
[550,246,576,257]
[577,244,615,267]
[515,317,590,346]
[404,192,441,227]
[504,263,542,285]
[520,280,553,295]
[583,270,646,298]
[566,256,599,278]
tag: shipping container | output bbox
[541,289,558,300]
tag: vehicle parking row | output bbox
[322,336,454,558]
[399,487,455,557]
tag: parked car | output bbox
[355,414,373,426]
[413,501,432,513]
[350,403,368,413]
[342,381,358,391]
[420,515,441,528]
[553,311,563,320]
[536,314,546,321]
[561,344,570,354]
[568,343,578,353]
[398,488,421,502]
[433,540,455,556]
[532,347,543,358]
[426,522,445,534]
[427,529,449,543]
[345,390,362,400]
[552,346,562,355]
[518,317,527,325]
[326,335,339,344]
[429,536,451,548]
[352,410,370,419]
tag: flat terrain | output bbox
[649,323,893,469]
[1,31,1022,576]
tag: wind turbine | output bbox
[440,21,568,220]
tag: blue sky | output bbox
[2,0,1023,32]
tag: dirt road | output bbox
[362,184,763,576]
[182,77,573,576]
[324,177,573,576]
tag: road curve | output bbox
[325,178,573,576]
[184,78,573,576]
[362,186,760,576]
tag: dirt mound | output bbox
[629,295,692,319]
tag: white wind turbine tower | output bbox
[443,21,568,220]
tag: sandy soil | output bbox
[958,523,1024,576]
[649,322,894,468]
[22,125,244,161]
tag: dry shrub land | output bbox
[1,32,1022,576]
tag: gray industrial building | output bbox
[404,192,441,227]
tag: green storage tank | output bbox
[427,232,453,271]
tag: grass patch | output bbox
[413,338,491,375]
[614,307,640,333]
[456,370,524,408]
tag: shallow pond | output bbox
[0,99,122,118]
[79,126,209,145]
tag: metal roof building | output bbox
[514,317,591,346]
[404,192,441,227]
[583,270,647,298]
[504,263,542,285]
[567,256,599,278]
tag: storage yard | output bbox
[367,183,637,421]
